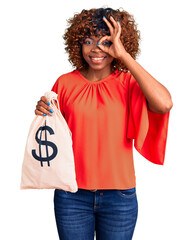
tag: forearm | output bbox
[119,52,173,114]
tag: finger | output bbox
[99,35,112,44]
[109,16,119,29]
[110,16,120,34]
[35,109,53,117]
[36,104,53,116]
[103,16,114,35]
[40,96,54,111]
[108,16,121,40]
[35,109,45,116]
[41,96,51,106]
[38,99,53,111]
[111,16,119,25]
[116,21,122,39]
[36,99,54,115]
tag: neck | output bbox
[84,66,113,82]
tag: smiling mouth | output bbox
[89,56,107,63]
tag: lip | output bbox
[89,56,107,58]
[89,56,107,64]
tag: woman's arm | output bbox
[119,52,173,114]
[99,15,173,114]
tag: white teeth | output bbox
[91,57,104,60]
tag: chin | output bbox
[88,65,109,71]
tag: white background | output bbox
[1,0,193,239]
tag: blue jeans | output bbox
[54,188,138,240]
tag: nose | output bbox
[91,41,102,52]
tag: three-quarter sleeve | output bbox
[127,75,170,165]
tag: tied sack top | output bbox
[51,69,170,190]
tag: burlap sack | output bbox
[20,91,78,192]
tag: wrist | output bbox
[118,52,135,71]
[119,51,131,62]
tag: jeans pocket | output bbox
[117,187,136,198]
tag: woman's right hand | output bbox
[34,96,54,116]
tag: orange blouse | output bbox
[51,69,170,190]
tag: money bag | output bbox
[20,91,78,192]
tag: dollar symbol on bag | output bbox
[32,120,58,167]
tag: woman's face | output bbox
[82,35,114,71]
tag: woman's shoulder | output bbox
[115,70,132,88]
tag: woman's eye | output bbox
[84,40,92,45]
[102,41,112,46]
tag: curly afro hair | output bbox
[63,7,141,72]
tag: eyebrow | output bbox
[85,37,108,41]
[85,37,94,40]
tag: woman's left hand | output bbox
[98,16,127,59]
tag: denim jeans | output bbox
[54,187,138,240]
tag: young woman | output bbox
[35,7,173,240]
